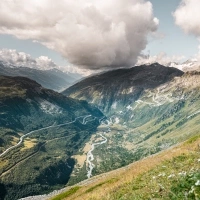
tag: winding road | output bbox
[0,115,93,158]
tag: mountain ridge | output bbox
[0,62,82,91]
[0,75,103,200]
[63,63,184,113]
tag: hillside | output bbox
[2,66,200,200]
[63,63,184,113]
[59,66,200,192]
[50,134,200,200]
[0,75,103,200]
[0,62,81,91]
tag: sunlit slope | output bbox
[51,134,200,200]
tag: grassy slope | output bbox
[51,134,200,200]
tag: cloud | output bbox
[0,0,158,70]
[0,49,55,69]
[35,56,57,70]
[173,0,200,36]
[0,49,36,67]
[137,52,185,66]
[0,48,89,75]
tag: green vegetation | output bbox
[52,134,200,200]
[0,75,103,200]
[51,186,81,200]
[64,72,200,196]
[85,178,118,193]
[2,71,200,200]
[111,152,200,200]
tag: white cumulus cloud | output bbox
[0,48,90,76]
[0,49,56,69]
[173,0,200,36]
[0,0,158,70]
[0,49,36,67]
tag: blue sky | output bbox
[0,0,199,68]
[0,34,67,65]
[146,0,198,59]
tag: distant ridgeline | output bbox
[0,61,82,91]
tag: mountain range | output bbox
[0,61,82,91]
[63,63,184,113]
[169,59,200,72]
[60,63,200,198]
[0,63,200,200]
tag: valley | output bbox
[62,65,200,183]
[0,76,103,200]
[1,65,200,200]
[1,1,200,199]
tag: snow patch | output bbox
[129,87,133,93]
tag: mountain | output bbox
[63,63,184,113]
[2,64,200,200]
[0,62,82,91]
[59,64,200,189]
[169,59,200,72]
[0,75,103,200]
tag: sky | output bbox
[0,0,199,74]
[146,0,198,58]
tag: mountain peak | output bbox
[63,64,183,112]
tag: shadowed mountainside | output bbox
[0,62,82,91]
[0,75,103,200]
[63,63,184,113]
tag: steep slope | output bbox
[61,66,200,187]
[0,62,82,91]
[0,75,103,200]
[63,63,184,113]
[50,134,200,200]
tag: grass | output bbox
[52,133,200,200]
[51,186,81,200]
[186,134,200,144]
[85,178,118,193]
[20,139,37,151]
